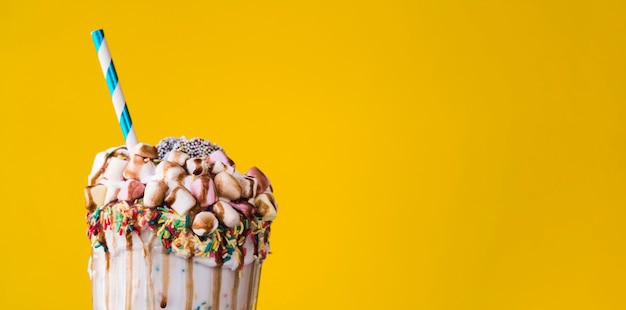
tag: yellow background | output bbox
[1,1,625,309]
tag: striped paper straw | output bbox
[91,29,138,150]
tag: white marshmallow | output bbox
[88,146,127,185]
[237,176,257,199]
[211,160,228,174]
[123,143,159,181]
[130,143,159,159]
[84,184,107,212]
[138,161,156,183]
[185,157,210,176]
[123,155,157,182]
[167,150,190,167]
[102,181,123,205]
[164,186,197,215]
[155,160,188,187]
[182,174,195,190]
[143,180,168,208]
[191,211,219,236]
[103,157,128,182]
[211,201,241,228]
[254,193,277,221]
[214,171,242,201]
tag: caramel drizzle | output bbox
[88,147,126,186]
[125,233,133,310]
[185,256,194,310]
[245,262,257,310]
[212,269,222,310]
[146,232,157,310]
[231,270,240,310]
[160,248,169,309]
[105,250,110,310]
[253,264,263,309]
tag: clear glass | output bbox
[89,230,263,310]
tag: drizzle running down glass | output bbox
[85,137,277,310]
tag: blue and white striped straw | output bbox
[91,29,138,150]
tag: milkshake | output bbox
[84,137,277,310]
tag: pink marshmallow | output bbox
[190,177,217,208]
[229,201,255,218]
[246,166,271,194]
[117,179,146,202]
[208,150,235,168]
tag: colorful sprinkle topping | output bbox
[87,202,271,264]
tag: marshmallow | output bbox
[117,179,146,202]
[214,171,242,201]
[208,150,235,167]
[191,211,219,236]
[88,146,128,185]
[211,201,240,227]
[167,150,190,167]
[130,143,159,159]
[155,160,188,187]
[185,157,210,176]
[229,201,255,218]
[210,160,234,174]
[143,180,168,208]
[123,143,158,182]
[190,177,217,208]
[237,176,257,199]
[254,193,277,221]
[103,181,123,205]
[84,184,107,212]
[164,186,197,215]
[246,167,271,194]
[123,154,156,183]
[102,157,128,182]
[182,174,195,190]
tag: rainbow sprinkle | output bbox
[86,202,271,263]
